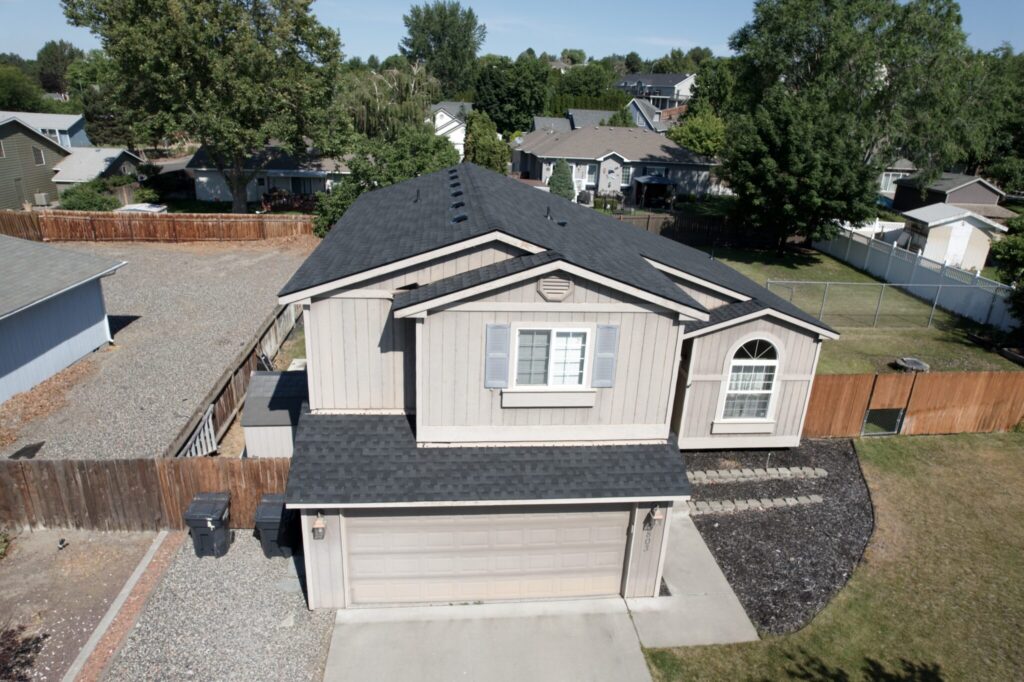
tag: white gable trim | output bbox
[681,309,839,341]
[278,232,546,305]
[393,259,710,320]
[643,258,751,302]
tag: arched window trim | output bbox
[717,335,782,422]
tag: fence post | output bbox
[909,252,920,287]
[862,236,871,271]
[928,285,942,328]
[843,231,853,262]
[873,284,885,327]
[883,241,896,281]
[818,282,831,320]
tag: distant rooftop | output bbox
[53,147,141,184]
[0,110,83,132]
[515,125,714,165]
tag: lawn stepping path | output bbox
[687,466,827,484]
[687,494,824,516]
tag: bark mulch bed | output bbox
[686,439,873,635]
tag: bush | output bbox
[59,180,120,211]
[576,190,592,205]
[105,174,137,188]
[132,187,160,203]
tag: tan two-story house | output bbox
[269,163,835,610]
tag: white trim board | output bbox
[287,495,691,510]
[681,309,839,341]
[642,258,751,302]
[416,423,669,443]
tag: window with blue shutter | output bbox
[484,323,510,388]
[591,325,619,388]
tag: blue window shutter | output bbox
[484,324,510,388]
[592,325,619,388]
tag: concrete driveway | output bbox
[324,598,651,682]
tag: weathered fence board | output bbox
[802,374,875,438]
[0,457,290,531]
[868,373,916,409]
[0,209,311,242]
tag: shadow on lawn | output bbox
[0,624,48,682]
[704,246,821,272]
[782,649,944,681]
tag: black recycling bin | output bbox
[183,492,232,558]
[254,493,295,558]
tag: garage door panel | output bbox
[345,506,630,605]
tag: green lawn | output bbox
[647,432,1024,681]
[710,247,1019,374]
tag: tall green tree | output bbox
[463,111,507,172]
[991,235,1024,321]
[548,159,574,200]
[720,0,972,249]
[36,40,84,96]
[624,51,645,74]
[0,53,38,82]
[688,57,736,115]
[314,123,458,235]
[474,54,547,133]
[399,1,486,99]
[65,50,133,145]
[651,47,713,74]
[667,109,726,157]
[64,0,345,213]
[560,49,586,65]
[343,62,440,140]
[0,65,47,110]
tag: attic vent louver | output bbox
[537,275,573,302]
[451,214,468,224]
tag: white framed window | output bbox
[621,166,632,186]
[722,339,777,420]
[573,164,588,180]
[514,328,590,388]
[586,163,598,185]
[32,146,45,165]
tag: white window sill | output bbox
[711,420,776,435]
[502,389,597,408]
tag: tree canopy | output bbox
[548,159,574,201]
[399,1,485,99]
[342,62,440,140]
[651,47,713,74]
[474,54,547,133]
[64,0,345,213]
[463,111,508,173]
[0,65,47,110]
[667,109,726,157]
[36,40,83,96]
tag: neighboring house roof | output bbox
[187,144,350,175]
[431,101,474,121]
[240,371,308,428]
[532,116,571,133]
[52,147,143,184]
[902,203,1008,232]
[948,203,1018,220]
[516,125,714,165]
[0,110,83,132]
[629,98,668,132]
[567,109,615,129]
[0,116,72,154]
[618,73,691,88]
[285,413,690,506]
[895,172,1006,197]
[279,163,835,337]
[0,235,124,321]
[887,158,916,172]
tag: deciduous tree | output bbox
[464,111,507,172]
[474,54,547,133]
[667,109,726,157]
[399,1,485,98]
[0,65,46,110]
[36,40,83,96]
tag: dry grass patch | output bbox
[647,433,1024,681]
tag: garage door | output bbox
[344,505,631,605]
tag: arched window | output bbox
[723,340,777,420]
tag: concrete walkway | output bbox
[325,598,651,682]
[626,508,759,648]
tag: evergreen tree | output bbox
[548,159,574,201]
[463,111,508,173]
[399,1,485,98]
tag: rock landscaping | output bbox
[685,439,873,635]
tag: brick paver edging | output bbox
[687,466,827,484]
[687,494,824,516]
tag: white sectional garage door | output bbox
[344,505,631,605]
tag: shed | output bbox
[0,235,124,404]
[241,371,308,457]
[897,203,1007,272]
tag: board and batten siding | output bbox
[416,274,685,443]
[0,279,111,404]
[304,243,523,412]
[677,316,820,449]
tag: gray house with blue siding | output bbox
[0,236,124,405]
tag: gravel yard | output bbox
[687,439,873,634]
[105,535,333,682]
[0,237,316,460]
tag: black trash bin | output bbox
[183,492,232,558]
[254,493,295,558]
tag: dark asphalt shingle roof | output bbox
[567,109,616,129]
[680,300,769,335]
[279,163,833,334]
[0,235,124,320]
[894,172,1005,196]
[240,371,308,427]
[285,413,690,505]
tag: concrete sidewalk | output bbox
[325,598,651,682]
[626,509,759,648]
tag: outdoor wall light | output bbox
[312,513,326,541]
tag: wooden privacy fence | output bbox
[0,209,312,242]
[803,370,1024,438]
[0,457,290,531]
[615,211,779,248]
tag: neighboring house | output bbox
[259,163,835,610]
[897,203,1007,272]
[878,158,916,195]
[187,144,350,203]
[513,125,728,200]
[0,116,71,209]
[614,73,695,110]
[430,101,473,161]
[52,147,142,195]
[566,109,616,129]
[0,235,124,404]
[627,98,677,133]
[893,172,1013,220]
[0,110,91,147]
